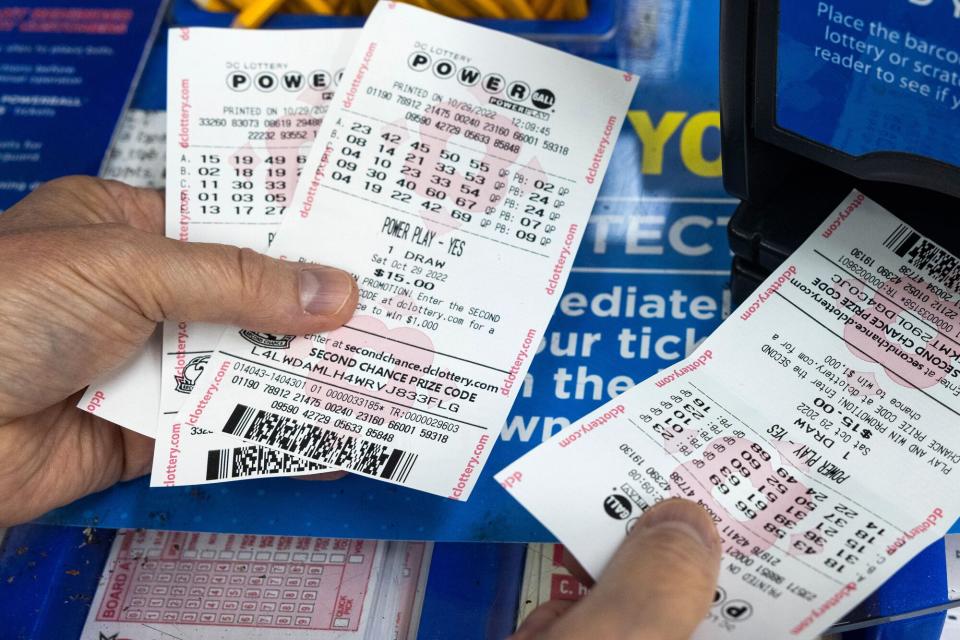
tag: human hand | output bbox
[0,176,358,526]
[511,499,722,640]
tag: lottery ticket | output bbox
[78,109,166,437]
[169,3,637,498]
[151,27,359,485]
[80,328,162,438]
[497,191,960,639]
[80,529,431,639]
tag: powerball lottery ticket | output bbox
[80,529,431,639]
[497,191,960,639]
[79,110,166,437]
[151,27,359,485]
[169,3,637,498]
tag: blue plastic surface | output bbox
[38,0,727,542]
[418,543,526,639]
[847,613,946,640]
[0,525,117,640]
[129,26,167,111]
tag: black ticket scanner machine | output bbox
[719,1,960,630]
[720,0,960,304]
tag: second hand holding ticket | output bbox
[170,3,637,498]
[498,192,960,639]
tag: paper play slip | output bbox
[151,28,361,486]
[498,192,960,638]
[81,529,431,639]
[169,3,637,498]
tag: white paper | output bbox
[499,192,960,638]
[168,3,637,498]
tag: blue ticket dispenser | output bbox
[720,1,960,637]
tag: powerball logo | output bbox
[406,50,556,113]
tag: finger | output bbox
[544,499,722,640]
[120,429,156,481]
[89,224,359,334]
[296,470,349,481]
[0,177,163,235]
[511,600,576,640]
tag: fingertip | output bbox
[297,265,360,331]
[120,429,155,481]
[296,470,348,482]
[632,498,722,556]
[575,499,721,639]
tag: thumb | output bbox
[545,499,722,640]
[98,224,359,334]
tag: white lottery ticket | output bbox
[80,529,432,639]
[80,328,162,438]
[498,191,960,639]
[152,27,359,485]
[78,109,166,437]
[169,3,637,498]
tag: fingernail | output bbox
[299,267,354,315]
[635,499,721,551]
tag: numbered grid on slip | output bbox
[97,531,375,630]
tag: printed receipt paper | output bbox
[498,192,960,638]
[169,3,637,498]
[152,28,364,486]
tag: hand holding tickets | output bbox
[498,192,960,639]
[83,28,362,484]
[0,176,357,526]
[85,4,636,496]
[161,3,635,497]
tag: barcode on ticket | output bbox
[885,223,960,294]
[205,445,324,481]
[222,404,418,483]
